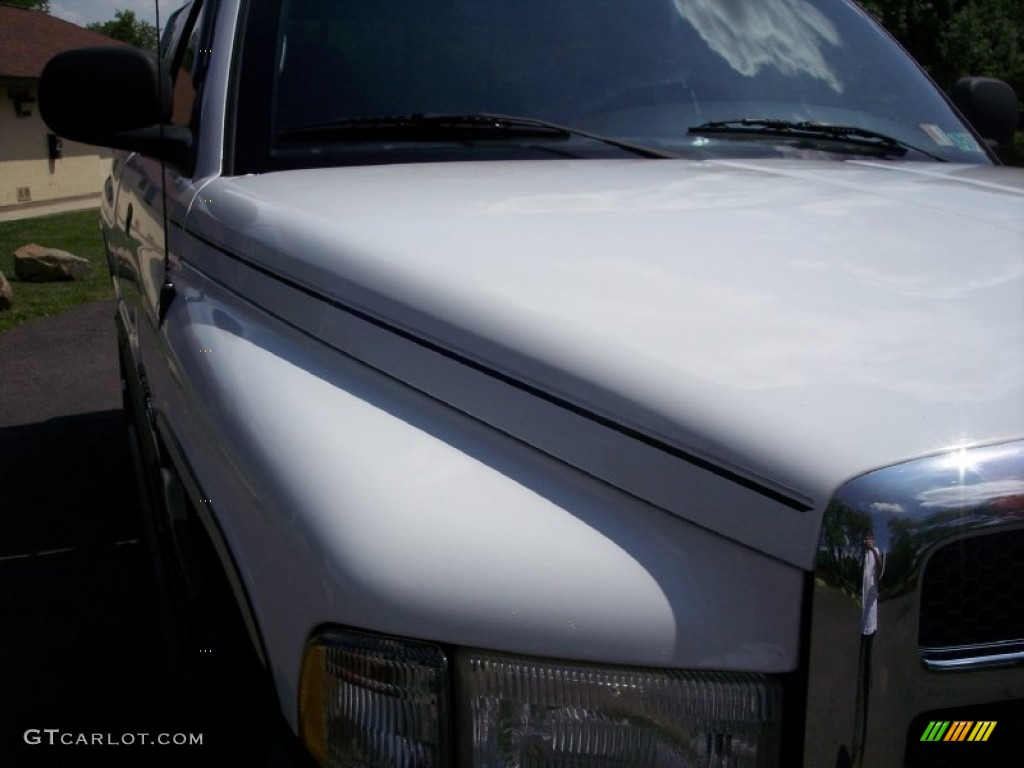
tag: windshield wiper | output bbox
[278,112,674,159]
[688,118,948,162]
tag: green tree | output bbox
[86,9,158,50]
[858,0,1024,92]
[859,0,954,78]
[941,0,1024,94]
[858,0,1024,163]
[4,0,50,10]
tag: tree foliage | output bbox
[86,9,158,50]
[859,0,1023,163]
[858,0,1024,95]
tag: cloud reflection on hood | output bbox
[673,0,843,93]
[917,479,1024,511]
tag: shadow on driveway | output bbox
[0,304,214,766]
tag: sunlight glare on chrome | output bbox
[940,445,981,479]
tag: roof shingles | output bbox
[0,4,123,79]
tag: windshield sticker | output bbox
[946,132,984,153]
[920,124,954,147]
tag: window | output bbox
[159,1,207,128]
[242,0,989,170]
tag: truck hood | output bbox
[188,158,1024,568]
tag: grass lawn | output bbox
[0,210,112,333]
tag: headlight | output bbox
[299,628,450,767]
[458,650,781,767]
[300,628,783,767]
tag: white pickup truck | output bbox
[41,0,1023,766]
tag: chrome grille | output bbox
[805,440,1024,766]
[919,528,1024,650]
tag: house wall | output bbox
[0,85,111,209]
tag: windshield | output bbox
[250,0,990,168]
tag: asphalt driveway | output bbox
[0,301,211,766]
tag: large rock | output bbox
[13,243,92,282]
[0,270,12,311]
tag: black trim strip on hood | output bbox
[177,223,814,513]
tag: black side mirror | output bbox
[39,46,191,167]
[951,77,1019,149]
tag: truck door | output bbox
[115,0,206,427]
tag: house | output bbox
[0,4,123,216]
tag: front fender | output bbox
[155,254,804,731]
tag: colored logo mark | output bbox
[920,721,996,742]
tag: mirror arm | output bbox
[72,125,194,170]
